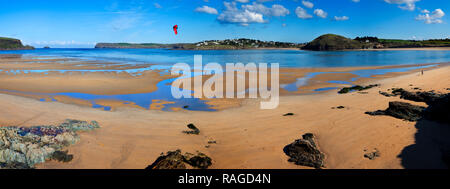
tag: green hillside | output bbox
[0,37,34,50]
[301,34,363,51]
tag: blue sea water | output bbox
[1,48,449,111]
[1,48,450,68]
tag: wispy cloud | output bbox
[295,6,313,19]
[195,6,218,15]
[302,1,314,9]
[384,0,420,11]
[334,16,349,21]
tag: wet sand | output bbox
[0,54,449,169]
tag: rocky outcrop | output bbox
[182,123,200,135]
[390,88,444,104]
[283,133,325,168]
[423,94,450,124]
[146,149,212,169]
[338,84,379,94]
[364,149,380,160]
[375,89,449,124]
[365,101,425,122]
[0,119,99,169]
[0,37,34,50]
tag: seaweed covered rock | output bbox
[365,101,425,121]
[146,150,187,169]
[0,119,99,169]
[364,149,380,160]
[283,133,325,168]
[146,150,212,169]
[423,94,450,124]
[51,150,73,162]
[338,84,379,94]
[184,152,212,169]
[182,123,200,135]
[391,88,445,104]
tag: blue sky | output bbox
[0,0,448,47]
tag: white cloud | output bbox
[301,1,314,9]
[242,3,290,17]
[217,2,265,26]
[352,0,360,2]
[195,6,218,15]
[314,9,327,18]
[154,3,162,9]
[295,6,312,19]
[421,9,430,13]
[384,0,420,11]
[416,8,445,24]
[235,0,249,3]
[334,16,349,21]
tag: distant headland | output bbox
[95,34,450,51]
[95,39,303,50]
[0,37,34,50]
[301,34,450,51]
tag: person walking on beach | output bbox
[421,70,424,75]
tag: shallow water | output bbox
[1,48,448,111]
[2,48,450,68]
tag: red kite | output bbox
[173,25,178,35]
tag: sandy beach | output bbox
[0,53,449,169]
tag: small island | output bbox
[0,37,34,50]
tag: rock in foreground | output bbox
[283,133,325,168]
[338,84,379,94]
[0,119,99,169]
[146,149,212,169]
[365,101,425,121]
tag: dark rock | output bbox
[51,150,73,162]
[423,94,450,124]
[146,150,186,169]
[207,140,217,144]
[146,150,212,169]
[283,113,294,116]
[365,101,425,122]
[336,106,345,109]
[184,152,212,169]
[283,133,325,168]
[0,162,32,169]
[338,84,379,94]
[379,91,396,97]
[182,123,200,135]
[364,149,380,160]
[400,91,443,104]
[387,88,444,104]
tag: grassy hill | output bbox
[0,37,34,50]
[301,34,363,51]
